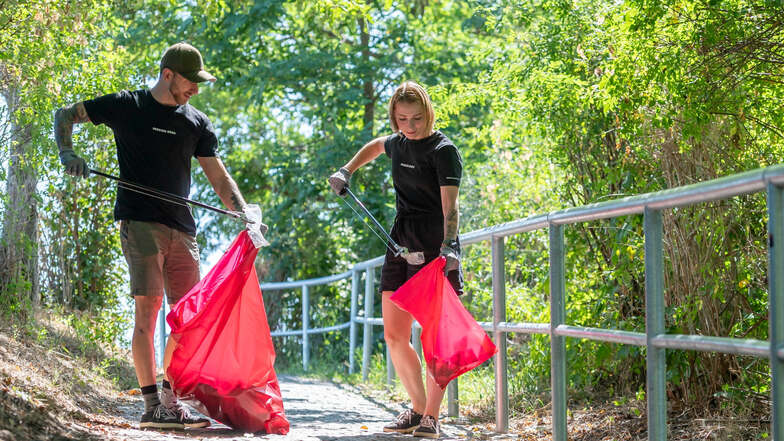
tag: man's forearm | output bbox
[54,102,89,153]
[217,177,247,212]
[199,156,248,212]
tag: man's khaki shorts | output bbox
[120,220,200,305]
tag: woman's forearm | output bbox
[440,186,460,242]
[344,137,387,173]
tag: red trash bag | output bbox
[389,257,498,389]
[166,231,289,434]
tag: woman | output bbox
[328,81,463,439]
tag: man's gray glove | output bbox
[59,149,89,178]
[440,240,460,276]
[328,167,352,196]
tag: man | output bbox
[54,42,254,430]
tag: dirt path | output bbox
[70,375,518,440]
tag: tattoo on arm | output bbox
[224,178,246,212]
[230,191,245,212]
[444,208,459,242]
[54,102,89,152]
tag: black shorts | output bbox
[380,215,464,295]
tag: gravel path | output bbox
[73,375,519,440]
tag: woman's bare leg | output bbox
[424,373,447,417]
[382,290,425,413]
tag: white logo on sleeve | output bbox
[152,127,176,135]
[400,163,415,169]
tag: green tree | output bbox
[1,1,139,334]
[443,0,781,406]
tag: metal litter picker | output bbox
[89,169,268,247]
[341,187,424,265]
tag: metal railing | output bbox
[262,257,382,372]
[168,164,783,440]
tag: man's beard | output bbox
[168,82,189,105]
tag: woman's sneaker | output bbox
[139,404,184,430]
[413,415,440,439]
[383,409,422,433]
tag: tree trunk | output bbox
[358,16,374,137]
[0,76,40,311]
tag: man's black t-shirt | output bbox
[384,130,462,218]
[84,89,217,235]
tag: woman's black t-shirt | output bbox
[83,89,217,235]
[383,130,462,219]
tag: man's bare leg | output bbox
[132,295,163,388]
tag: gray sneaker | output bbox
[413,415,440,438]
[167,401,211,428]
[140,404,184,430]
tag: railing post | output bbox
[549,224,567,441]
[362,268,375,381]
[386,345,395,384]
[644,207,666,441]
[767,182,784,441]
[492,236,508,432]
[448,379,459,417]
[302,284,309,371]
[158,302,166,368]
[412,322,422,360]
[349,269,360,374]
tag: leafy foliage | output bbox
[1,0,135,328]
[0,0,780,415]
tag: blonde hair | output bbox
[388,81,435,133]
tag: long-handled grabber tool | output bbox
[342,188,424,265]
[89,169,270,247]
[89,168,250,223]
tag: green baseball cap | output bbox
[160,42,216,83]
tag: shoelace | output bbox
[396,410,414,425]
[153,404,178,420]
[167,402,193,420]
[419,416,437,430]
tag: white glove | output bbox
[242,204,269,248]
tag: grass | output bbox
[0,308,137,440]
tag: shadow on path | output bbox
[98,375,508,440]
